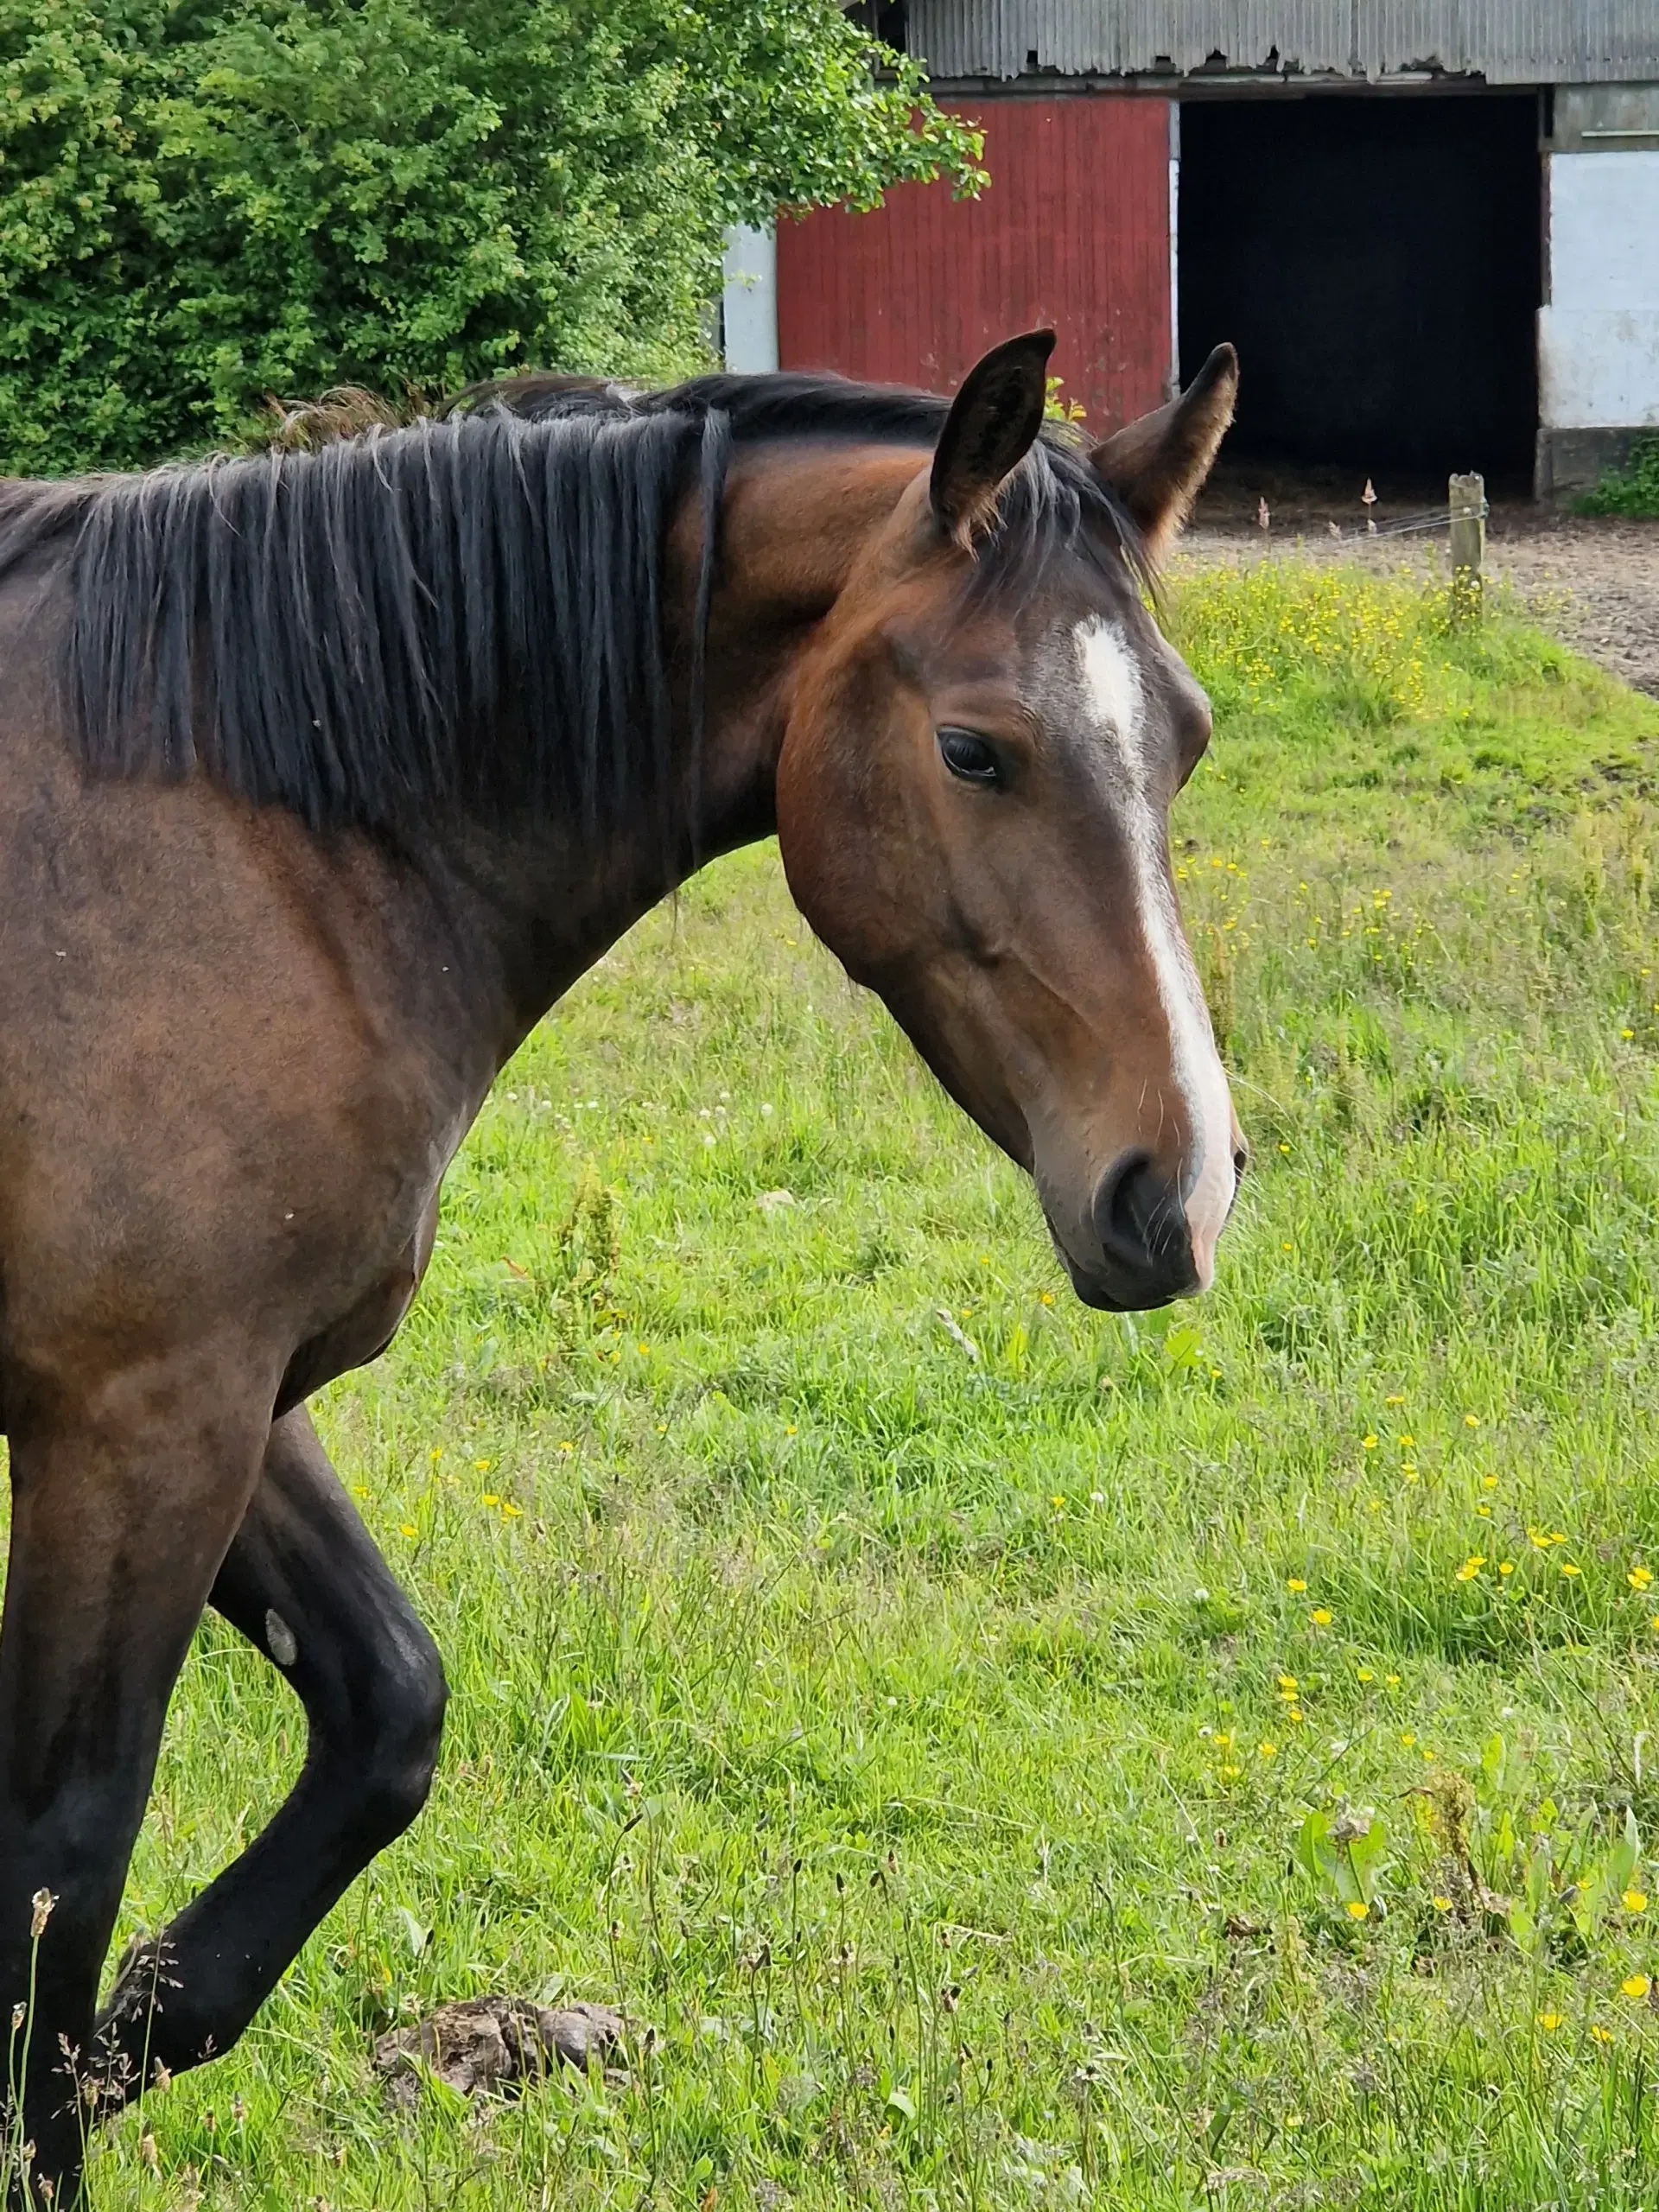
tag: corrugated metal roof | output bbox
[906,0,1659,82]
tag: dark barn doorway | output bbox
[1179,93,1541,488]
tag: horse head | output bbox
[775,334,1243,1310]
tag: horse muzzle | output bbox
[1046,1147,1235,1312]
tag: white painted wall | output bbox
[721,225,779,374]
[1539,150,1659,429]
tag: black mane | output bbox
[0,371,1140,836]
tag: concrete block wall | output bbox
[1537,85,1659,498]
[721,226,779,375]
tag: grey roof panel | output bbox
[908,0,1659,81]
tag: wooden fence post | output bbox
[1449,472,1484,622]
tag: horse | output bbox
[0,329,1242,2202]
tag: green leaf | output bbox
[1478,1732,1507,1804]
[1347,1815,1389,1902]
[1294,1808,1336,1887]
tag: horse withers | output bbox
[0,331,1240,2201]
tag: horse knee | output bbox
[347,1624,448,1843]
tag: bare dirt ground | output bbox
[1185,468,1659,696]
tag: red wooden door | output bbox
[776,95,1173,434]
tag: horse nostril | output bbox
[1091,1151,1198,1302]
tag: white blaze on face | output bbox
[1074,616,1236,1282]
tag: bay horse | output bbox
[0,331,1241,2202]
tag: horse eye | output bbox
[938,728,1001,785]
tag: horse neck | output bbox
[688,441,925,855]
[436,439,926,1057]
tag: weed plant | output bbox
[15,562,1659,2207]
[1575,435,1659,520]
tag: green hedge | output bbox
[0,0,981,472]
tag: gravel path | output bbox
[1184,486,1659,697]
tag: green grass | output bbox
[1574,434,1659,519]
[42,561,1659,2206]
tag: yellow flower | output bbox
[1039,1292,1054,1306]
[1431,1895,1453,1912]
[400,1522,418,1538]
[1051,1494,1066,1511]
[1537,2011,1563,2031]
[1455,1555,1486,1583]
[1398,1433,1414,1448]
[636,1342,650,1356]
[1277,1674,1299,1694]
[1386,1394,1405,1406]
[480,1492,499,1507]
[1344,1899,1369,1920]
[502,1502,523,1518]
[1622,1028,1635,1040]
[1220,1764,1242,1780]
[1362,1434,1378,1451]
[1402,1463,1419,1479]
[1499,1561,1515,1576]
[1592,2024,1613,2044]
[474,1458,492,1472]
[1624,1891,1649,1914]
[352,1484,369,1499]
[1401,1732,1417,1749]
[1385,1673,1402,1687]
[1630,1566,1653,1591]
[1311,1608,1332,1626]
[1465,1414,1480,1428]
[1622,1975,1650,2000]
[558,1440,575,1453]
[429,1446,442,1461]
[1287,1577,1306,1592]
[1560,1561,1581,1578]
[1356,1666,1375,1682]
[1288,1707,1304,1722]
[1258,1741,1277,1758]
[1482,1475,1498,1489]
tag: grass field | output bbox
[50,558,1659,2207]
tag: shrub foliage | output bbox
[1576,433,1659,520]
[0,0,981,471]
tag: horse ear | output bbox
[930,330,1056,548]
[1090,343,1238,563]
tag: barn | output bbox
[720,3,1659,500]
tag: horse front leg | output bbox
[93,1404,447,2098]
[0,1357,270,2207]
